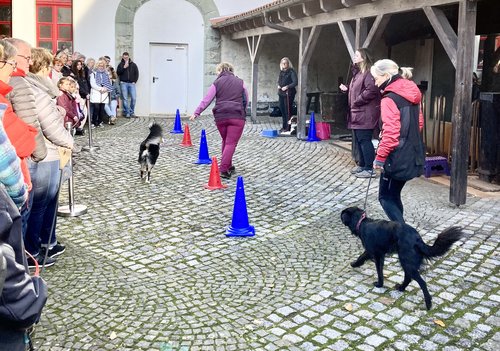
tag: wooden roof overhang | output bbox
[212,0,479,206]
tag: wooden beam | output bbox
[338,21,356,58]
[319,0,342,12]
[288,5,305,20]
[297,26,322,140]
[363,13,391,48]
[231,0,460,40]
[355,18,368,49]
[303,1,323,16]
[423,6,458,68]
[268,11,281,24]
[449,0,477,205]
[342,0,372,7]
[277,8,291,22]
[264,11,300,37]
[246,35,264,123]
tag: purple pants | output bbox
[215,118,245,172]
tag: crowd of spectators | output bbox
[0,38,127,349]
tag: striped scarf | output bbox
[94,69,113,91]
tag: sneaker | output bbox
[350,166,363,174]
[91,124,96,129]
[355,170,376,178]
[47,242,66,258]
[27,253,56,269]
[229,166,235,172]
[75,128,85,136]
[220,171,232,179]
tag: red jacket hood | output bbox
[384,77,421,105]
[11,68,26,77]
[0,80,13,95]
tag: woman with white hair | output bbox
[370,59,425,224]
[277,57,298,133]
[190,62,248,179]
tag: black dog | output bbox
[138,123,163,183]
[341,206,463,310]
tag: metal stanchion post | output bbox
[82,98,100,152]
[58,122,88,217]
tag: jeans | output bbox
[25,160,61,255]
[354,129,375,170]
[378,172,407,224]
[104,99,118,117]
[215,118,245,172]
[20,160,38,237]
[278,91,296,130]
[120,82,137,116]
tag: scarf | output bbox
[94,69,113,91]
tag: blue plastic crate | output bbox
[261,129,278,138]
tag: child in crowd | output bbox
[56,77,80,130]
[69,79,87,134]
[50,57,64,88]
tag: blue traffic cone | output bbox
[170,109,183,134]
[306,112,320,142]
[194,129,212,164]
[226,176,255,237]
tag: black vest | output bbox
[383,92,425,181]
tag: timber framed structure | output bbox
[212,0,483,206]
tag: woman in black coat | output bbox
[277,57,298,133]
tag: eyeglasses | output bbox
[0,60,17,69]
[17,54,32,63]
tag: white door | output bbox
[150,44,188,115]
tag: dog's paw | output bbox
[395,283,406,292]
[425,297,432,310]
[350,260,365,268]
[373,282,384,288]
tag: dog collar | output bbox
[355,212,367,232]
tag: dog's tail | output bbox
[417,226,464,258]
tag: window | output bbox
[0,0,12,38]
[36,0,72,53]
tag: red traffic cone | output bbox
[180,124,193,147]
[204,157,227,190]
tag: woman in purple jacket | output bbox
[340,48,381,178]
[190,62,248,179]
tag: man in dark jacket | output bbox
[116,52,139,117]
[0,186,48,351]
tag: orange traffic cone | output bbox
[180,124,193,147]
[204,157,227,190]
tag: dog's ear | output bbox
[340,208,351,225]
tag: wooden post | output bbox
[246,35,264,123]
[297,26,322,140]
[449,0,477,205]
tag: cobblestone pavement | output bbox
[33,116,499,351]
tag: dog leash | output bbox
[362,143,380,213]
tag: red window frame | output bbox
[0,0,12,38]
[36,0,72,53]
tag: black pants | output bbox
[378,172,406,223]
[279,91,295,130]
[354,129,375,170]
[91,103,105,126]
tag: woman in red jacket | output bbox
[370,59,425,224]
